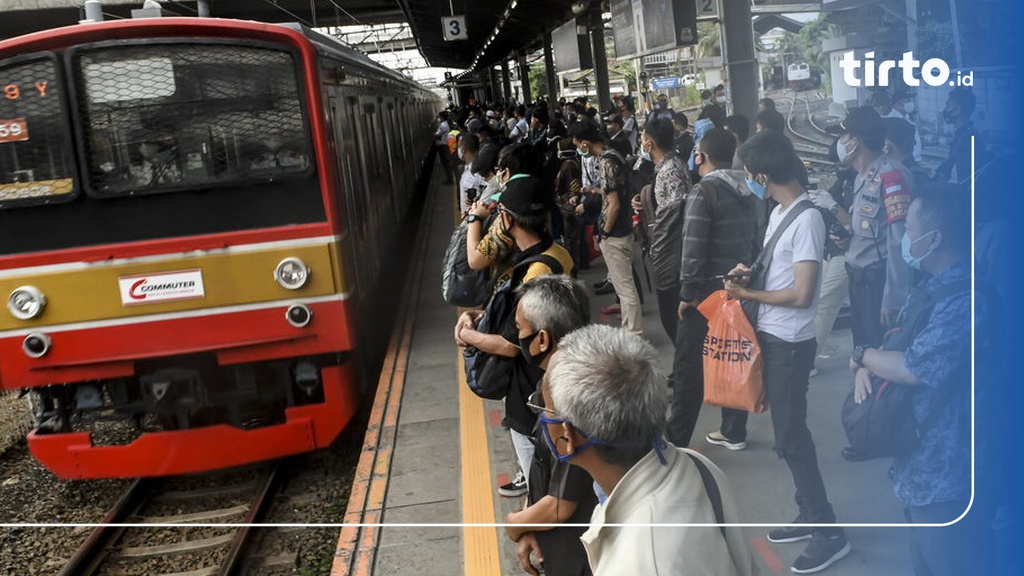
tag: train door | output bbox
[381,98,402,222]
[345,95,380,289]
[326,92,365,298]
[358,95,395,241]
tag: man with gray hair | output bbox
[539,324,755,575]
[504,275,596,576]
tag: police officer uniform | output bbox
[846,152,913,347]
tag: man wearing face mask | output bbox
[456,176,574,499]
[667,127,761,451]
[725,130,850,574]
[542,325,755,576]
[631,119,691,342]
[848,186,982,576]
[885,89,922,163]
[645,93,675,124]
[503,276,595,576]
[934,87,986,185]
[831,107,914,354]
[569,121,643,335]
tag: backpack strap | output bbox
[752,200,814,278]
[509,252,564,286]
[686,452,727,539]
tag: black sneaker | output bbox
[498,469,527,497]
[767,521,814,543]
[790,533,851,574]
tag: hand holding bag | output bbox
[699,290,767,413]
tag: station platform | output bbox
[331,162,919,576]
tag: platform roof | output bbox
[3,0,576,72]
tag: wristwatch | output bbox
[466,214,482,224]
[852,345,870,368]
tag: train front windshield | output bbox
[0,41,326,256]
[73,43,311,196]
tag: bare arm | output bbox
[466,220,492,270]
[458,328,519,357]
[725,260,820,309]
[504,496,580,542]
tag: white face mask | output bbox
[836,137,856,164]
[716,95,727,104]
[903,101,915,114]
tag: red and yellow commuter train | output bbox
[0,17,441,479]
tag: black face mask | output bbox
[518,331,551,368]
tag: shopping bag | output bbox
[698,290,767,413]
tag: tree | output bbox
[697,21,721,57]
[528,64,548,101]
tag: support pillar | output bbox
[518,52,532,104]
[589,8,611,112]
[722,0,758,128]
[543,31,559,111]
[500,60,513,104]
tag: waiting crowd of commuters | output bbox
[443,86,994,575]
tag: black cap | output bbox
[827,106,885,147]
[471,142,499,176]
[568,119,602,143]
[891,88,914,103]
[882,117,916,153]
[498,175,546,217]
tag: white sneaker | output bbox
[809,368,819,377]
[706,431,747,451]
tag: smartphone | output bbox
[712,272,752,281]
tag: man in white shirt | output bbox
[434,111,453,184]
[724,130,850,574]
[885,89,922,163]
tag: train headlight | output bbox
[274,258,310,290]
[8,286,46,320]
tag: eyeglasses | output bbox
[527,389,557,415]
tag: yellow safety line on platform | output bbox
[448,169,502,575]
[458,353,503,576]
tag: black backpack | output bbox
[441,219,494,307]
[840,278,971,460]
[463,253,563,399]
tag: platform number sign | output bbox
[696,0,718,18]
[442,16,467,41]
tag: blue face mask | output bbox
[901,230,936,270]
[539,415,613,463]
[577,148,592,159]
[745,177,767,200]
[640,150,652,162]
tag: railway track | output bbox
[59,463,288,576]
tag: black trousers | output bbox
[666,305,750,446]
[435,144,453,182]
[846,263,886,348]
[655,286,680,343]
[759,332,840,533]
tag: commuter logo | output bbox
[839,51,974,88]
[118,269,205,305]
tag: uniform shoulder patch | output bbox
[880,169,911,223]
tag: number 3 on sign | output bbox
[442,16,467,41]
